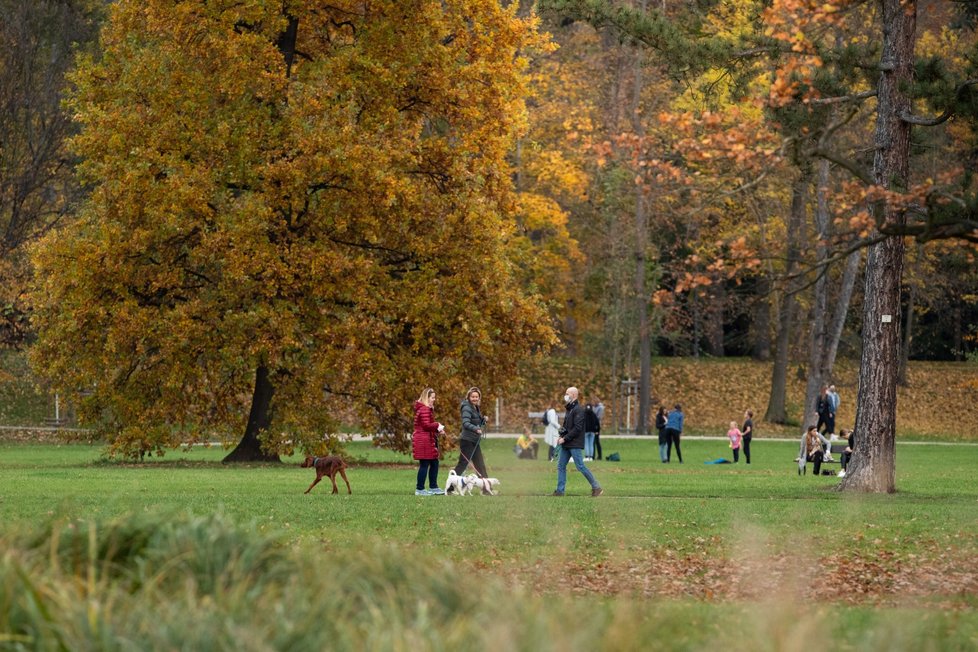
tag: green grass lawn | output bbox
[1,438,976,650]
[2,438,976,560]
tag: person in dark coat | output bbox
[450,387,492,493]
[815,386,833,437]
[838,428,855,477]
[583,403,599,461]
[553,386,602,497]
[655,406,668,462]
[412,388,445,495]
[741,409,754,464]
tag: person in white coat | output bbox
[543,400,561,461]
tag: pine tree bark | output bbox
[631,3,651,436]
[841,0,916,493]
[765,173,808,423]
[803,160,832,426]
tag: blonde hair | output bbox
[418,388,435,406]
[466,387,481,401]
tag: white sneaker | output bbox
[837,470,846,478]
[415,489,430,496]
[429,488,445,495]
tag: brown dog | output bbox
[300,455,352,495]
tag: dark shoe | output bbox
[551,491,564,496]
[591,487,603,497]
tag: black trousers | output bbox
[807,451,824,475]
[840,451,852,470]
[817,413,834,435]
[665,428,682,463]
[743,436,751,464]
[454,438,488,477]
[594,433,602,460]
[732,447,740,463]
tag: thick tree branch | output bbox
[901,79,978,126]
[812,148,874,185]
[809,89,878,105]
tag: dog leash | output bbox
[456,434,490,480]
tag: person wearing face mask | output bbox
[553,387,603,497]
[450,386,492,493]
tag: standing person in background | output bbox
[450,387,492,493]
[726,421,742,463]
[815,386,832,437]
[593,396,605,460]
[543,401,560,461]
[741,409,754,464]
[827,385,840,435]
[412,388,446,496]
[583,403,598,462]
[664,404,684,463]
[553,386,602,497]
[655,406,668,463]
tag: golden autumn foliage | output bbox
[29,0,556,459]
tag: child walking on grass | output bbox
[726,421,742,463]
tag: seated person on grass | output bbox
[515,427,539,459]
[838,428,854,477]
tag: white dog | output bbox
[445,470,471,496]
[463,473,500,496]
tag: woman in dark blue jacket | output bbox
[664,404,684,463]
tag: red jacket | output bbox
[412,401,441,460]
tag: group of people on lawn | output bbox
[411,382,855,496]
[411,386,602,497]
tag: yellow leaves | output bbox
[31,0,556,457]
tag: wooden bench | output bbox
[796,442,848,475]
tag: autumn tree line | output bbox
[1,0,976,491]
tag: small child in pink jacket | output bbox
[727,421,742,463]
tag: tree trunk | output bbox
[224,365,280,463]
[825,248,861,375]
[765,174,807,424]
[751,274,772,361]
[898,252,917,385]
[803,160,831,426]
[631,7,651,436]
[705,285,725,356]
[841,0,915,493]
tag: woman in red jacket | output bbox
[413,388,446,495]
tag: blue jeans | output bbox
[556,447,599,494]
[584,432,596,458]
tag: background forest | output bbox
[2,1,977,481]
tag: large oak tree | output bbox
[30,0,555,461]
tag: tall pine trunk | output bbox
[765,173,807,423]
[803,160,831,426]
[841,0,916,493]
[631,7,651,436]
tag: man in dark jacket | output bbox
[553,387,603,497]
